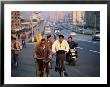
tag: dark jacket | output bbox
[46,40,52,49]
[68,41,78,49]
[35,43,51,60]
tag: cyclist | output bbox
[33,38,51,77]
[46,35,53,69]
[52,35,69,76]
[11,35,22,66]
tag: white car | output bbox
[92,31,100,41]
[70,32,77,36]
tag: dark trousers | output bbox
[36,59,49,77]
[56,53,66,71]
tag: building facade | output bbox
[84,11,100,30]
[72,11,85,26]
[11,11,21,32]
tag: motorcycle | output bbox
[68,48,78,66]
[66,42,78,66]
[11,48,21,66]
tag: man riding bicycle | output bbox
[52,35,69,76]
[11,35,22,66]
[33,38,51,77]
[46,35,53,69]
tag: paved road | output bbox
[11,29,100,77]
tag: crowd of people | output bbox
[11,32,78,77]
[33,34,78,77]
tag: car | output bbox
[92,31,100,41]
[54,29,60,33]
[70,32,77,36]
[44,25,51,35]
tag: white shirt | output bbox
[52,40,69,53]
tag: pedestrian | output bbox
[33,38,51,77]
[52,35,69,76]
[21,33,27,48]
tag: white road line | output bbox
[89,50,100,54]
[77,47,100,54]
[74,38,99,44]
[76,47,84,50]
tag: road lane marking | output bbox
[89,50,100,54]
[74,38,99,44]
[76,47,84,50]
[77,47,100,54]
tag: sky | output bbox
[20,11,71,20]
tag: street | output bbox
[11,29,100,77]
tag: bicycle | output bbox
[36,59,50,77]
[55,50,67,77]
[11,48,20,67]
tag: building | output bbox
[49,11,64,23]
[84,11,100,30]
[20,16,31,29]
[11,11,21,32]
[72,11,85,26]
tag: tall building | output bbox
[72,11,85,25]
[95,11,100,30]
[84,11,100,30]
[49,11,64,23]
[11,11,21,32]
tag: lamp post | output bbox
[30,16,34,42]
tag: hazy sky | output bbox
[20,11,71,19]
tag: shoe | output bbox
[64,72,68,77]
[55,67,58,72]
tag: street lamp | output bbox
[30,16,34,42]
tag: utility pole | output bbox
[30,16,34,42]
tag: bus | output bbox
[44,25,51,35]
